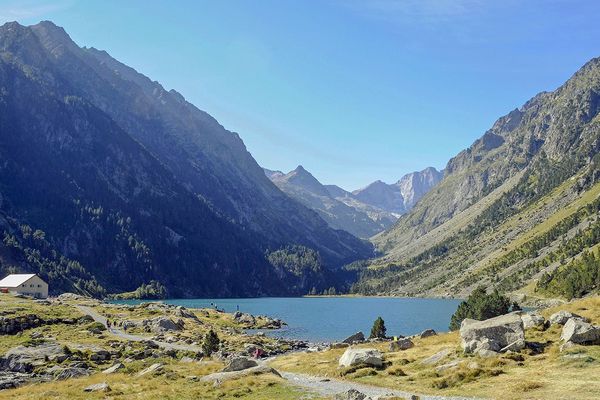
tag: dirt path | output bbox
[75,304,203,352]
[280,371,481,400]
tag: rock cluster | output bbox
[0,314,79,335]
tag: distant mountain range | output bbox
[264,166,442,238]
[0,21,372,297]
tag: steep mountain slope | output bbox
[357,57,600,299]
[353,167,443,214]
[25,21,372,268]
[0,21,372,296]
[267,166,395,238]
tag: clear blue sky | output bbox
[3,1,600,190]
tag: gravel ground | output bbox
[281,371,483,400]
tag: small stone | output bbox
[389,338,414,351]
[419,329,437,338]
[84,382,111,392]
[342,332,365,344]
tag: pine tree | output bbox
[369,316,387,339]
[202,329,220,356]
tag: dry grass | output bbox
[271,297,600,399]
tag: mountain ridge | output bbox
[0,20,372,297]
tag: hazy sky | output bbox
[3,0,600,190]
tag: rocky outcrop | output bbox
[460,313,525,356]
[342,332,365,344]
[0,314,78,335]
[0,342,67,373]
[338,348,383,368]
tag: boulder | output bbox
[419,329,437,338]
[560,318,600,345]
[222,357,258,372]
[460,313,525,354]
[136,363,164,377]
[339,348,383,368]
[84,382,111,392]
[520,312,545,329]
[342,332,365,344]
[549,311,588,326]
[146,317,184,333]
[103,362,125,374]
[335,389,370,400]
[389,338,414,351]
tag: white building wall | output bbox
[5,276,48,298]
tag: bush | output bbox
[86,321,106,332]
[369,316,387,339]
[202,329,220,356]
[449,287,515,330]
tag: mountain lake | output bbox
[111,297,462,342]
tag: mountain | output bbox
[0,21,372,297]
[352,167,443,214]
[355,56,600,300]
[266,166,396,238]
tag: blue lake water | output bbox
[112,297,462,343]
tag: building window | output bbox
[38,284,41,287]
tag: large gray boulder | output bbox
[342,332,365,344]
[338,348,383,368]
[144,317,184,333]
[222,357,258,372]
[560,318,600,345]
[460,313,525,355]
[549,311,588,326]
